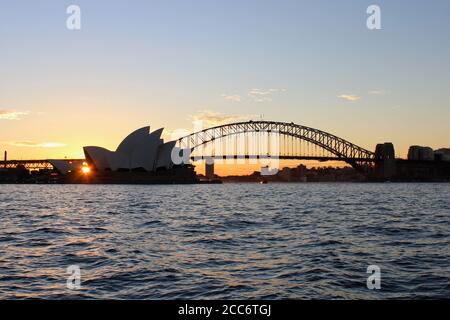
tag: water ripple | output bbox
[0,183,449,299]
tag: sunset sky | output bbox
[1,0,449,175]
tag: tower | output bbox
[374,142,396,179]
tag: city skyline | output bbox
[1,0,449,175]
[1,1,449,303]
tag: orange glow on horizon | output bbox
[194,160,351,176]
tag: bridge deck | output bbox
[2,155,374,171]
[190,155,374,162]
[1,159,83,170]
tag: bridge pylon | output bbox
[374,142,397,180]
[205,162,214,180]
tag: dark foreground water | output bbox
[0,183,449,299]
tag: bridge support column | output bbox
[3,151,6,168]
[374,142,397,180]
[205,162,214,180]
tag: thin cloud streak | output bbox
[338,94,361,101]
[0,110,29,120]
[221,94,241,102]
[221,88,287,103]
[8,141,66,148]
[369,90,390,95]
[190,110,257,127]
[248,88,287,102]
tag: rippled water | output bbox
[0,183,449,299]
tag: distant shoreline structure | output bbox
[1,126,199,185]
[2,122,450,184]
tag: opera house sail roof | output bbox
[49,127,179,175]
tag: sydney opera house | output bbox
[49,126,197,184]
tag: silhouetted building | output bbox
[408,146,435,161]
[434,148,450,162]
[374,142,396,179]
[0,165,29,183]
[279,167,292,181]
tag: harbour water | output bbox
[0,183,449,299]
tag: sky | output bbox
[1,0,449,174]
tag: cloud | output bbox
[338,94,361,101]
[221,94,241,102]
[8,141,66,148]
[190,110,256,127]
[167,110,259,140]
[248,88,287,102]
[369,89,389,95]
[0,110,28,120]
[220,88,287,103]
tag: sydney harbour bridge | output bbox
[3,120,391,175]
[175,121,377,172]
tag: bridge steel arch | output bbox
[177,121,375,169]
